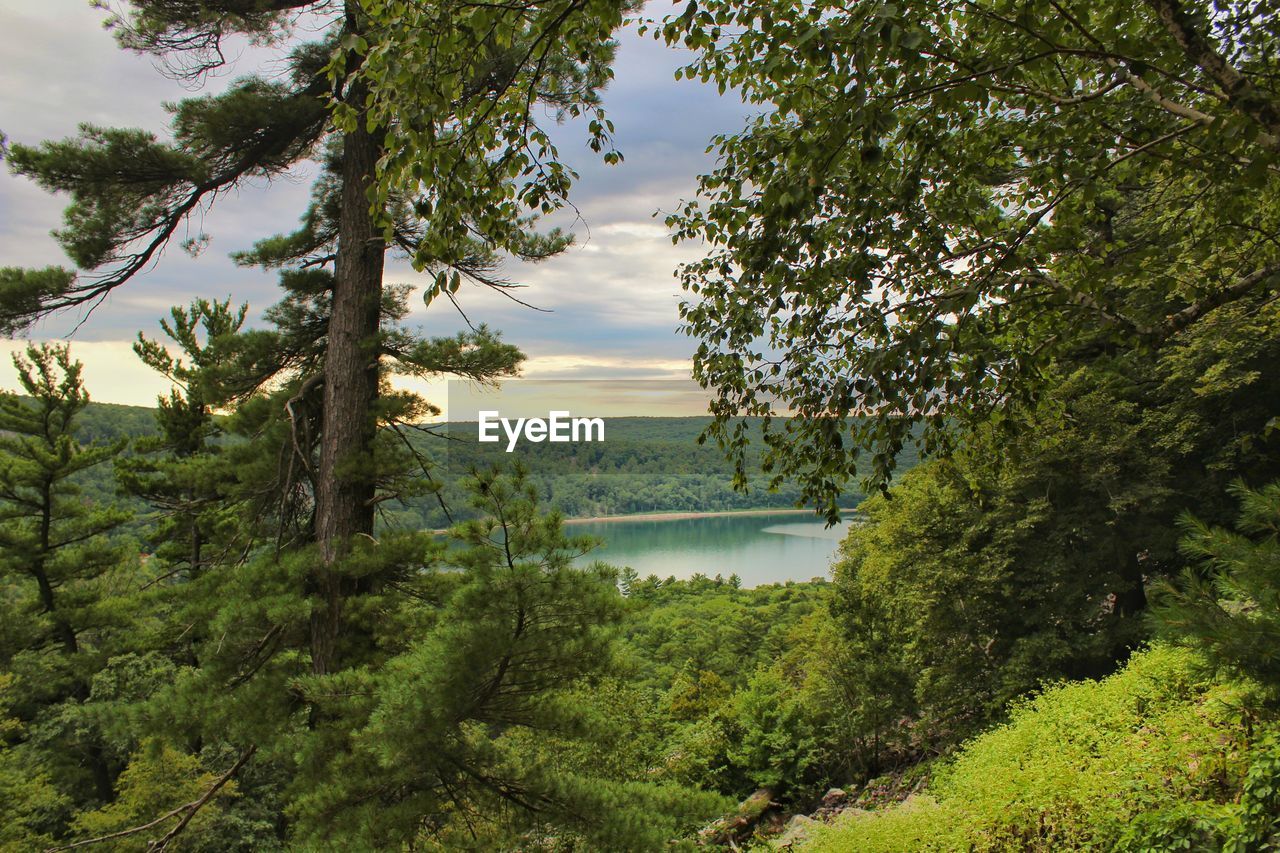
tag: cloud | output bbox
[0,339,174,407]
[1,2,751,407]
[446,377,713,420]
[520,352,692,379]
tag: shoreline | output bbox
[427,506,860,534]
[561,507,860,526]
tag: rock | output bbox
[772,815,815,849]
[740,788,775,820]
[821,787,848,808]
[805,787,851,822]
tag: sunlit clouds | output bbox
[0,1,754,408]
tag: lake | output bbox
[569,511,853,587]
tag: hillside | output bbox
[66,404,917,527]
[77,399,161,443]
[407,415,900,525]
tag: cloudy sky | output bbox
[0,1,753,410]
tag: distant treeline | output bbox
[65,403,916,529]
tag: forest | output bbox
[59,406,893,525]
[2,0,1280,850]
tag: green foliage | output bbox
[69,740,234,852]
[723,668,820,793]
[621,575,829,692]
[1155,480,1280,693]
[614,577,846,801]
[808,646,1277,851]
[832,438,1155,750]
[4,1,1279,847]
[0,675,69,852]
[0,344,130,668]
[654,0,1280,515]
[117,298,247,579]
[0,323,754,849]
[0,268,76,337]
[0,344,141,827]
[352,0,630,279]
[784,599,912,783]
[826,324,1280,756]
[280,467,729,849]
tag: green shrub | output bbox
[808,646,1272,851]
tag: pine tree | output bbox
[0,345,129,667]
[285,466,727,849]
[119,298,247,581]
[2,5,729,846]
[2,0,627,677]
[1154,480,1280,693]
[78,272,706,845]
[0,344,131,802]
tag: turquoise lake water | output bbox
[569,511,853,587]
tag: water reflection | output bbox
[571,512,855,587]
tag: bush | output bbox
[808,646,1275,851]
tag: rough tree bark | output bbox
[311,76,384,676]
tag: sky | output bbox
[0,1,754,413]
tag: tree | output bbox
[1154,480,1280,693]
[0,344,131,802]
[830,374,1178,746]
[0,672,70,851]
[64,271,706,846]
[287,466,689,848]
[0,345,127,659]
[2,0,628,676]
[813,582,915,780]
[1,0,634,834]
[119,298,248,581]
[655,0,1280,516]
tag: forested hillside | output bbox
[64,405,917,528]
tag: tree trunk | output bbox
[1115,549,1148,619]
[35,480,79,656]
[35,484,112,799]
[311,87,384,676]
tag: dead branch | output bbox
[46,746,257,853]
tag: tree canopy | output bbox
[657,0,1280,517]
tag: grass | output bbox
[807,645,1277,851]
